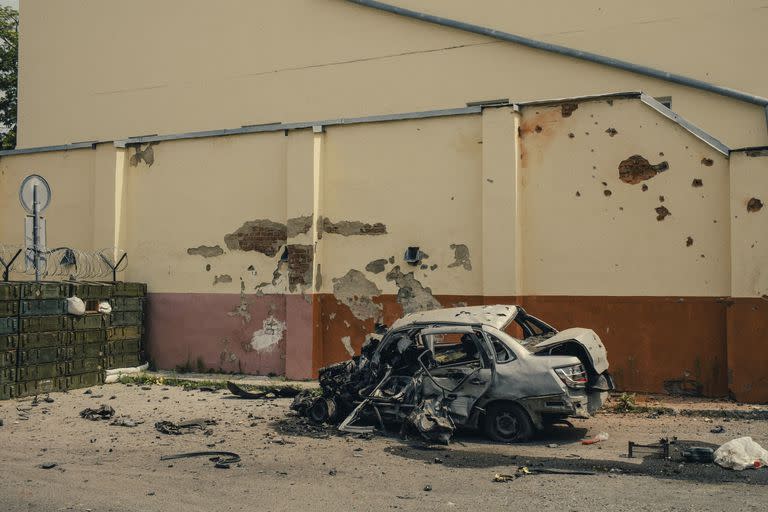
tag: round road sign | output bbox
[19,174,51,214]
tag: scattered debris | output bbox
[39,462,57,470]
[111,417,142,427]
[155,418,216,435]
[582,432,609,445]
[423,484,432,492]
[682,447,715,463]
[711,425,726,434]
[160,451,241,469]
[80,405,115,421]
[714,437,768,470]
[627,438,673,458]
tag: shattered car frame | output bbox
[292,305,614,443]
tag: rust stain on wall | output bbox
[187,245,224,258]
[224,219,286,257]
[618,155,669,184]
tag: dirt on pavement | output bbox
[1,383,767,512]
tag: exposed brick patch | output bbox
[224,220,287,257]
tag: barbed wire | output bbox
[0,245,128,281]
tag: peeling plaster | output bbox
[561,103,578,117]
[187,245,224,258]
[332,270,383,321]
[287,215,313,238]
[365,259,388,274]
[320,216,388,237]
[225,219,286,257]
[618,155,669,184]
[128,143,156,167]
[213,274,232,285]
[385,265,441,315]
[448,244,472,271]
[250,315,286,353]
[287,244,313,292]
[228,279,251,323]
[341,336,355,357]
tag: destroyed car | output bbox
[292,305,614,443]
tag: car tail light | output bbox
[555,364,588,388]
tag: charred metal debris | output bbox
[290,305,614,445]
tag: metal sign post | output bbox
[19,174,51,281]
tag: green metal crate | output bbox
[1,381,15,400]
[70,314,108,331]
[0,316,18,335]
[62,371,104,390]
[16,362,65,381]
[0,365,15,382]
[106,338,141,355]
[66,357,103,375]
[0,334,18,351]
[1,349,17,368]
[0,299,19,317]
[106,325,142,341]
[105,353,142,369]
[109,282,147,297]
[17,346,65,365]
[70,343,105,359]
[15,378,62,398]
[20,282,69,300]
[70,329,105,344]
[110,297,144,312]
[18,331,70,349]
[19,299,67,316]
[69,282,114,300]
[0,282,20,301]
[20,315,68,333]
[110,311,142,326]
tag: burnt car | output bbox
[293,305,614,443]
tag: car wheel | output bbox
[308,397,337,424]
[484,403,534,442]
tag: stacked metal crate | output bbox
[0,282,20,400]
[105,282,146,370]
[16,282,105,397]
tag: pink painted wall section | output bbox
[284,295,316,380]
[146,293,287,375]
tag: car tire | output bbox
[308,397,337,424]
[484,403,534,442]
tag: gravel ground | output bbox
[1,383,767,512]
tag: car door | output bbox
[417,326,494,424]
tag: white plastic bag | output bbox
[98,301,112,314]
[66,296,86,316]
[714,437,768,470]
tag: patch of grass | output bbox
[615,392,637,412]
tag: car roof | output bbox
[389,305,519,331]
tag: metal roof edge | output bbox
[515,91,642,108]
[0,141,99,157]
[639,93,730,157]
[113,106,482,147]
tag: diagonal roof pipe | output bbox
[346,0,768,110]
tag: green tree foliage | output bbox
[0,7,18,150]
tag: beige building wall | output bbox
[520,98,731,296]
[0,147,102,254]
[17,0,768,150]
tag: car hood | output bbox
[390,305,518,331]
[527,327,609,374]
